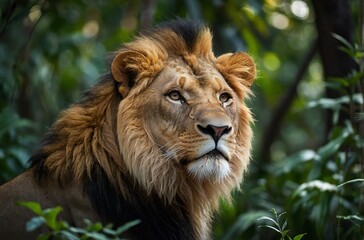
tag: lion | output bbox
[0,20,256,239]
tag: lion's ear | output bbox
[216,52,256,98]
[111,51,148,98]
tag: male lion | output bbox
[0,20,256,239]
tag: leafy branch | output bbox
[18,201,140,240]
[257,209,306,240]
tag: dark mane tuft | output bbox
[143,19,206,52]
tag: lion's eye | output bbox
[168,90,182,100]
[219,93,232,103]
[167,90,185,103]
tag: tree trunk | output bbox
[310,0,358,132]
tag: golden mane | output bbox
[30,21,217,187]
[26,19,256,239]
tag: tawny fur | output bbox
[0,20,256,240]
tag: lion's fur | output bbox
[0,20,256,240]
[30,78,124,185]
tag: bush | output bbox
[18,201,140,240]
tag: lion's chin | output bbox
[186,153,230,182]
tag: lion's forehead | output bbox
[162,57,230,95]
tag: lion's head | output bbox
[26,20,256,239]
[110,21,255,205]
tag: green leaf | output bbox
[17,201,43,215]
[86,222,103,232]
[332,33,354,51]
[293,233,307,240]
[317,131,350,161]
[86,232,109,240]
[43,206,64,230]
[58,230,79,240]
[281,229,290,237]
[115,219,141,235]
[104,223,114,229]
[355,50,364,58]
[337,215,364,222]
[26,216,46,232]
[257,216,278,225]
[221,211,268,240]
[258,224,281,234]
[337,179,364,188]
[69,226,86,235]
[36,232,52,240]
[83,219,93,227]
[293,180,337,199]
[277,211,287,220]
[306,98,339,110]
[102,228,116,235]
[307,94,363,111]
[271,150,317,175]
[282,220,287,231]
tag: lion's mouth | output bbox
[180,149,227,165]
[201,149,227,159]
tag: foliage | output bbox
[18,201,140,240]
[216,20,363,239]
[257,209,306,240]
[0,107,37,183]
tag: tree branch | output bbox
[260,39,318,165]
[0,0,20,40]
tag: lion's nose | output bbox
[197,124,232,143]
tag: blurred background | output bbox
[0,0,363,239]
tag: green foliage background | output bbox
[0,0,363,239]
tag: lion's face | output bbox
[117,55,253,193]
[141,58,239,181]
